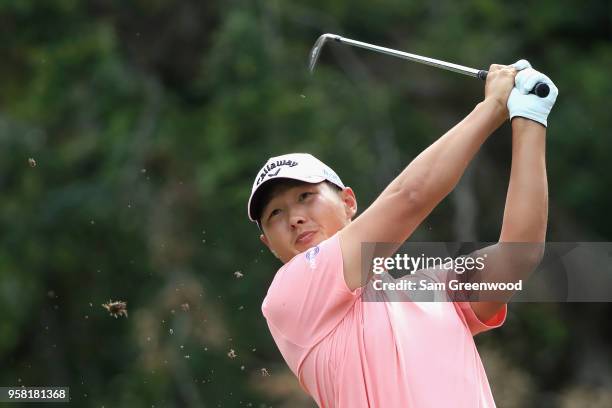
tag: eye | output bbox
[268,209,281,219]
[299,192,313,201]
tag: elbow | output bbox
[527,243,545,268]
[396,184,424,214]
[379,184,425,222]
[502,242,545,272]
[396,171,428,208]
[404,186,423,208]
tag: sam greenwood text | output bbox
[372,279,523,291]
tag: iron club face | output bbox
[308,34,342,73]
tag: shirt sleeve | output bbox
[454,301,507,336]
[413,249,508,336]
[261,232,362,348]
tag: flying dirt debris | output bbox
[180,303,190,312]
[101,300,128,318]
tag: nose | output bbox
[288,209,307,228]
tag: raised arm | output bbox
[339,65,517,291]
[469,62,558,321]
[469,118,548,321]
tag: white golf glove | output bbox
[507,59,559,127]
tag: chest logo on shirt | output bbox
[305,246,320,269]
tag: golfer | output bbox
[247,60,558,407]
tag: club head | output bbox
[308,33,342,73]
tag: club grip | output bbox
[478,70,550,98]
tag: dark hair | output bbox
[252,179,342,224]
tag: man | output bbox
[247,61,558,407]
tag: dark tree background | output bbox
[1,1,611,407]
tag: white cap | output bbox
[247,153,345,222]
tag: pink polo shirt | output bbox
[261,232,506,407]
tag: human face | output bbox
[259,182,357,263]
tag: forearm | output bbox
[469,119,548,319]
[499,118,548,242]
[389,98,506,209]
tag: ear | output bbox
[341,187,358,219]
[260,233,270,249]
[260,234,279,258]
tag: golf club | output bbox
[309,33,550,98]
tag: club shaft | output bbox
[334,35,481,78]
[310,33,550,98]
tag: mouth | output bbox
[295,230,317,245]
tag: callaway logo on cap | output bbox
[247,153,345,222]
